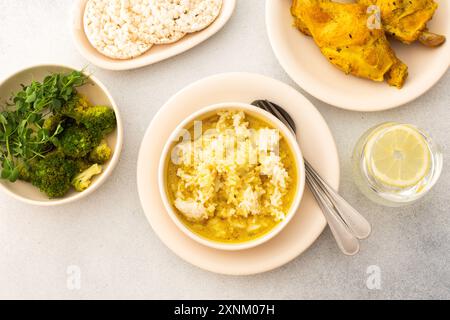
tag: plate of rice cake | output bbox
[72,0,236,70]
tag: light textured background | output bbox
[0,0,448,300]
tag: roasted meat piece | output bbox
[358,0,445,47]
[291,0,408,88]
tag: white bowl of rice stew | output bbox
[158,102,305,251]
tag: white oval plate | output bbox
[72,0,236,71]
[137,73,340,275]
[266,0,450,111]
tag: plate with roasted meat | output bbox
[266,0,449,111]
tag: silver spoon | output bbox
[252,100,371,255]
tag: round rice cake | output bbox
[142,0,186,44]
[174,0,223,33]
[84,0,152,59]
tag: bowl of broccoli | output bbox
[0,64,123,205]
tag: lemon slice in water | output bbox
[366,124,431,188]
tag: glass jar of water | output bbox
[352,122,443,207]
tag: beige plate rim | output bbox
[266,0,450,112]
[137,72,340,275]
[71,0,236,71]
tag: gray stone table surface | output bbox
[0,0,448,299]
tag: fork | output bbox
[252,99,371,255]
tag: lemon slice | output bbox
[366,124,431,188]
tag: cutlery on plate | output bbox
[251,99,372,255]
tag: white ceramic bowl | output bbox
[0,64,123,206]
[158,102,306,251]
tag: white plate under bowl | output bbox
[0,64,123,206]
[137,72,340,275]
[266,0,450,111]
[72,0,236,71]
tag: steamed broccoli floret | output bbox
[81,105,116,141]
[42,114,63,134]
[89,140,112,164]
[61,94,91,121]
[74,158,92,173]
[31,153,77,198]
[61,95,116,141]
[58,125,94,158]
[72,163,102,192]
[17,162,33,182]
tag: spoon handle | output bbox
[305,161,372,240]
[250,99,371,255]
[305,169,360,255]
